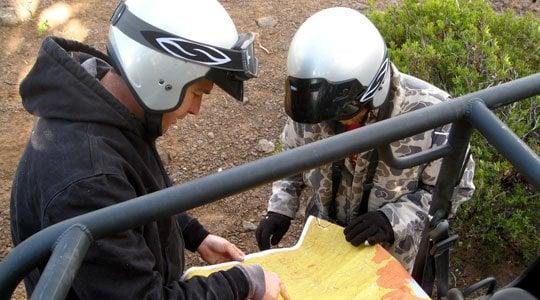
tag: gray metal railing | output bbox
[0,73,539,300]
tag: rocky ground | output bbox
[0,0,538,298]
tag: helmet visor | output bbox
[285,77,367,124]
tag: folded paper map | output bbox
[184,216,430,299]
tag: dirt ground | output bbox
[0,0,538,299]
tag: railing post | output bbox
[429,119,474,217]
[413,118,474,298]
[31,225,93,300]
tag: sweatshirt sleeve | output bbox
[177,213,210,252]
[43,174,249,300]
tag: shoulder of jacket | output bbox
[285,118,334,136]
[400,72,450,102]
[389,67,450,116]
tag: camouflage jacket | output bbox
[268,65,475,271]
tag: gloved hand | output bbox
[343,211,394,246]
[256,212,292,251]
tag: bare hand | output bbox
[262,270,290,300]
[197,234,245,264]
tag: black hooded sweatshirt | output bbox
[10,37,250,299]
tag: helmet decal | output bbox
[155,36,232,66]
[359,55,389,103]
[140,30,245,71]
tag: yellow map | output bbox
[184,216,430,299]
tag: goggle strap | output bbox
[112,3,251,72]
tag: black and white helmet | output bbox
[107,0,258,115]
[285,7,390,124]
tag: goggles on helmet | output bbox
[285,53,389,124]
[110,3,259,102]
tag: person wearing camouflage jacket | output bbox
[256,8,475,272]
[261,64,475,271]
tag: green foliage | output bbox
[368,0,539,263]
[37,20,49,36]
[273,140,284,155]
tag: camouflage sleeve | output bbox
[268,118,307,218]
[379,125,476,271]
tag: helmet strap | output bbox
[145,112,163,138]
[374,80,395,122]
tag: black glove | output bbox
[255,212,292,250]
[344,211,394,246]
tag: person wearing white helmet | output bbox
[11,0,287,299]
[256,7,475,272]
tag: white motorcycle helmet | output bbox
[285,7,391,124]
[108,0,258,134]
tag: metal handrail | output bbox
[30,225,93,300]
[1,73,538,299]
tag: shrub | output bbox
[368,0,539,264]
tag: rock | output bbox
[256,139,275,154]
[207,132,215,138]
[0,0,39,25]
[0,6,17,25]
[242,221,257,231]
[256,16,278,28]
